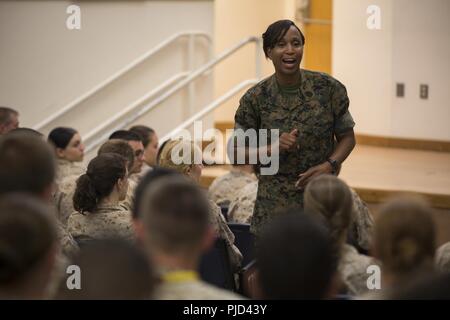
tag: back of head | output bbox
[57,238,154,299]
[98,139,135,171]
[0,133,55,197]
[391,272,450,300]
[132,167,180,219]
[8,127,43,139]
[108,130,142,143]
[129,125,154,148]
[158,139,202,175]
[0,194,57,297]
[257,208,336,299]
[139,176,210,255]
[374,196,436,278]
[0,107,19,134]
[304,175,353,248]
[47,127,77,150]
[73,153,127,213]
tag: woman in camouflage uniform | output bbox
[47,127,85,185]
[234,20,356,235]
[68,153,133,241]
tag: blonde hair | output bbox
[304,175,353,253]
[374,196,435,278]
[158,139,202,176]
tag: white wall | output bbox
[0,0,214,140]
[333,0,450,141]
[391,0,450,140]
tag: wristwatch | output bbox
[327,158,339,175]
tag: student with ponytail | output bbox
[68,153,133,241]
[304,174,376,296]
[371,197,436,299]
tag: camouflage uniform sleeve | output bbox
[121,179,137,211]
[208,201,243,272]
[234,94,259,130]
[436,242,450,273]
[57,221,79,257]
[331,80,355,135]
[350,189,374,251]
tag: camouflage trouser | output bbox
[250,174,305,237]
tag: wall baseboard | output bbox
[214,121,450,153]
[355,134,450,153]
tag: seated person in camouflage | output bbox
[0,132,78,258]
[158,139,243,272]
[57,139,136,227]
[369,197,437,299]
[256,209,338,299]
[304,175,376,296]
[0,194,59,299]
[68,153,134,241]
[208,140,257,207]
[208,164,256,208]
[233,20,356,236]
[436,241,450,273]
[56,238,155,299]
[48,127,85,185]
[109,130,145,186]
[129,125,159,179]
[135,175,242,300]
[228,177,373,252]
[228,180,258,224]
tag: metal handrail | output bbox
[85,36,262,153]
[161,79,260,143]
[33,31,211,131]
[83,72,189,144]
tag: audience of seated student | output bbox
[0,194,59,299]
[47,127,85,185]
[435,241,450,273]
[0,133,78,258]
[369,196,437,299]
[68,153,133,242]
[158,139,243,273]
[56,238,155,300]
[0,106,19,135]
[134,175,242,300]
[129,125,159,175]
[255,208,338,299]
[304,174,376,296]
